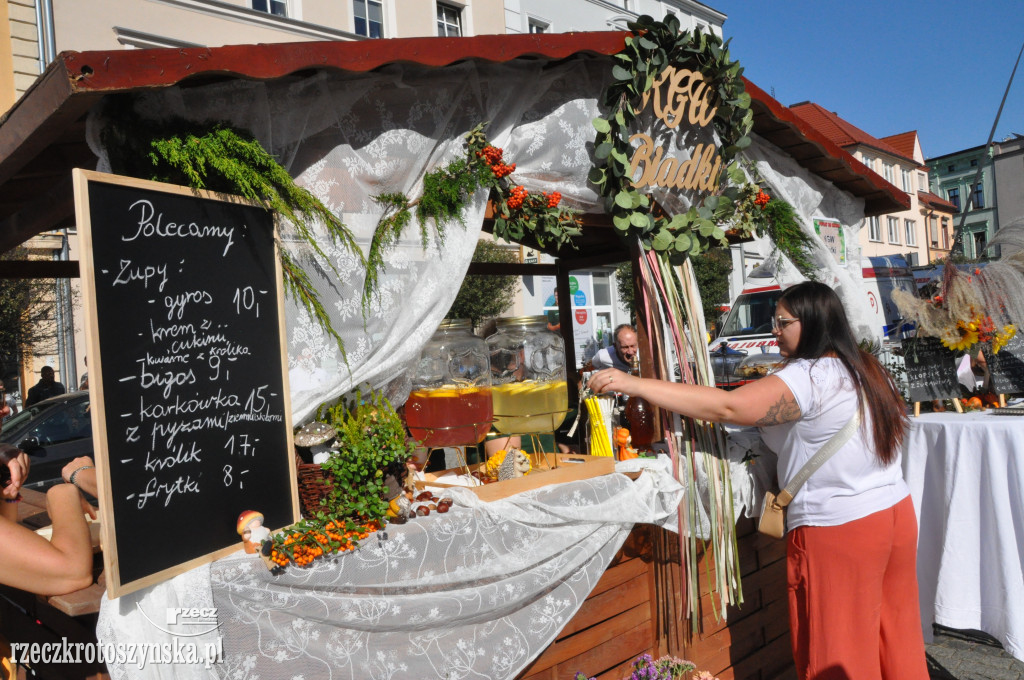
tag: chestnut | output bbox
[415,491,434,502]
[436,503,450,514]
[416,505,430,516]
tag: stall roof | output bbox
[0,31,908,255]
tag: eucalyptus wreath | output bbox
[587,13,822,274]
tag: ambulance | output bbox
[709,256,917,387]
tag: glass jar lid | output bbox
[495,315,548,328]
[437,318,472,331]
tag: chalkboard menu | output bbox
[984,331,1024,396]
[73,170,297,598]
[903,336,960,404]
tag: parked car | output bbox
[0,392,92,492]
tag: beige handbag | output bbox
[758,408,861,538]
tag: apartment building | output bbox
[790,101,955,266]
[993,134,1024,232]
[926,145,997,259]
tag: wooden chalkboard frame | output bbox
[73,169,298,598]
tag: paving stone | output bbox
[927,626,1024,680]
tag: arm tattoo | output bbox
[755,394,801,426]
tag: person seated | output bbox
[0,444,94,595]
[588,325,639,373]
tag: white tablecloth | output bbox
[902,411,1024,661]
[97,458,685,679]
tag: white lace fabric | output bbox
[98,462,684,680]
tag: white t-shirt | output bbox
[758,357,909,530]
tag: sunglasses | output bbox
[771,316,800,332]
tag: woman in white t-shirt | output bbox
[588,281,927,680]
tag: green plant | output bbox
[315,391,415,523]
[446,240,521,327]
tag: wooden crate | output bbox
[415,453,615,502]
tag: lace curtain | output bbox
[87,57,618,423]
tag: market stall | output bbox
[0,19,912,680]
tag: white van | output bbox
[709,256,916,387]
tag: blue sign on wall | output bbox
[574,290,587,306]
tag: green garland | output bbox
[366,123,581,305]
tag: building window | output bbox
[887,216,900,244]
[437,3,462,36]
[252,0,287,17]
[942,219,950,249]
[883,163,894,183]
[528,18,548,33]
[970,159,978,167]
[353,0,383,38]
[904,219,916,246]
[930,217,939,246]
[868,216,881,242]
[861,154,873,170]
[948,164,956,172]
[902,169,912,192]
[973,231,987,258]
[919,172,928,193]
[972,183,985,209]
[948,187,960,210]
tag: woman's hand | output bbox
[0,443,30,499]
[62,456,98,497]
[588,368,640,396]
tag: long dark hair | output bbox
[778,281,908,465]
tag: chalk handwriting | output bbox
[125,199,237,256]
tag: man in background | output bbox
[25,366,66,407]
[589,324,638,372]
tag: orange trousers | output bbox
[787,495,929,680]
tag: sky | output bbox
[711,0,1024,160]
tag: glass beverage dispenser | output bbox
[405,319,493,448]
[486,316,568,435]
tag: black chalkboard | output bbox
[73,170,297,598]
[984,331,1024,396]
[903,336,960,403]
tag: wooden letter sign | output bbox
[73,170,298,598]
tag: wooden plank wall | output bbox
[518,518,796,680]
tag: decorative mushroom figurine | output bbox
[237,510,271,554]
[294,421,339,464]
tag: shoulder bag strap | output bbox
[775,402,862,507]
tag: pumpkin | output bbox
[966,396,984,410]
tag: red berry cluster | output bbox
[543,191,562,208]
[476,145,516,179]
[754,190,770,208]
[508,185,528,209]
